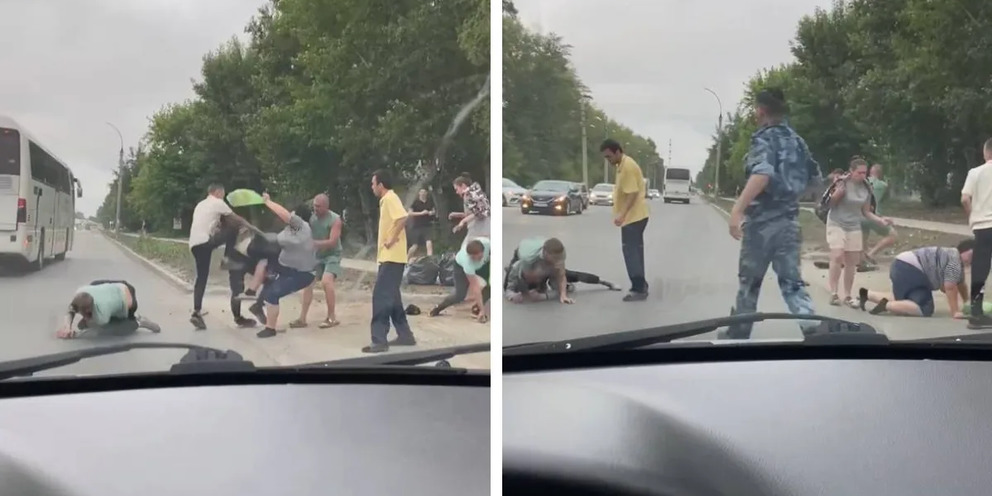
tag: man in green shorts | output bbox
[291,193,344,329]
[861,163,898,268]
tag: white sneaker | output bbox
[137,316,162,333]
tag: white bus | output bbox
[0,115,82,270]
[663,167,692,204]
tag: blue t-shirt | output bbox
[76,283,129,327]
[456,237,490,275]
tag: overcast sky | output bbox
[0,0,265,216]
[514,0,831,177]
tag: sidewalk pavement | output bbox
[105,230,490,369]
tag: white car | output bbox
[503,178,527,206]
[648,189,661,199]
[589,183,614,206]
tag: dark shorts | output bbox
[890,260,935,316]
[409,225,431,248]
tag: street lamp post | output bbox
[579,95,591,186]
[704,87,723,195]
[106,122,124,232]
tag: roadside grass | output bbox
[707,196,968,259]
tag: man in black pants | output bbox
[961,137,992,329]
[601,139,650,302]
[187,184,251,330]
[504,259,619,303]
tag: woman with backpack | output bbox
[822,157,893,307]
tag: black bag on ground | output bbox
[438,252,457,286]
[406,255,440,285]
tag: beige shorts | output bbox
[826,225,863,252]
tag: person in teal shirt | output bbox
[291,193,344,329]
[503,236,571,304]
[860,163,898,267]
[430,237,490,322]
[57,280,161,339]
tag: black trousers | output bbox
[971,227,992,315]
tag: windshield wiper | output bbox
[0,343,253,381]
[502,313,883,356]
[303,342,491,368]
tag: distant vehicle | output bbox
[572,182,589,210]
[663,167,692,204]
[589,183,614,206]
[648,189,661,199]
[0,115,83,270]
[521,180,584,216]
[502,178,527,207]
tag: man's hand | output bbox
[613,214,624,226]
[262,192,271,202]
[508,293,524,304]
[56,325,76,339]
[560,295,574,304]
[729,212,744,240]
[383,237,397,249]
[452,222,466,233]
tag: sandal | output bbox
[288,319,308,329]
[318,319,340,329]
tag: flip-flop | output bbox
[288,320,308,329]
[318,319,340,329]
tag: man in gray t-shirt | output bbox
[276,213,318,272]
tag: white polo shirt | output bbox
[962,161,992,231]
[188,195,233,248]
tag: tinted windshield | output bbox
[1,0,491,374]
[503,1,975,349]
[592,184,612,191]
[665,168,691,181]
[531,181,571,192]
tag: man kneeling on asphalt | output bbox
[57,280,161,338]
[504,236,573,304]
[857,239,974,318]
[504,251,619,304]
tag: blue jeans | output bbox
[259,264,314,305]
[371,262,415,344]
[621,218,648,293]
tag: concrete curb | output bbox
[100,231,194,293]
[703,196,730,218]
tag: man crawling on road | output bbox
[504,258,620,304]
[57,280,162,339]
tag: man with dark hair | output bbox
[724,87,823,339]
[961,138,992,328]
[57,280,161,338]
[600,138,650,302]
[503,236,571,304]
[363,169,417,353]
[505,260,619,304]
[187,183,251,330]
[858,239,974,318]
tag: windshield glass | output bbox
[504,178,522,189]
[502,0,980,347]
[530,180,571,192]
[0,0,491,375]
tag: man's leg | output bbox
[432,264,469,315]
[564,269,618,289]
[969,227,992,327]
[295,264,322,326]
[386,263,416,344]
[365,264,395,351]
[189,243,213,329]
[320,266,339,326]
[620,218,649,300]
[769,219,817,333]
[229,268,256,327]
[724,221,774,339]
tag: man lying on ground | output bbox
[504,236,572,304]
[857,239,974,318]
[57,280,161,339]
[504,258,620,304]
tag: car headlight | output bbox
[555,195,567,202]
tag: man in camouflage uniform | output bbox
[723,88,823,339]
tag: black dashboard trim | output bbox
[503,342,992,373]
[0,368,489,399]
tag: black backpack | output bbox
[815,175,876,224]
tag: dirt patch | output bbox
[708,197,968,260]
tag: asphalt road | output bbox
[502,197,972,346]
[0,230,280,378]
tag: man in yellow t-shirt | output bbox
[363,169,417,353]
[601,139,650,302]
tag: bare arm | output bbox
[314,218,343,250]
[962,194,973,217]
[263,197,292,224]
[944,282,961,315]
[861,202,889,226]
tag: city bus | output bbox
[0,115,82,270]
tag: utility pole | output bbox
[704,87,724,195]
[579,97,589,186]
[668,139,672,169]
[107,122,124,232]
[603,124,610,183]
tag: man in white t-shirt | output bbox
[188,183,249,329]
[961,137,992,329]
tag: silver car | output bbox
[503,178,527,206]
[589,183,614,206]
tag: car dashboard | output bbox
[504,357,992,495]
[0,381,490,496]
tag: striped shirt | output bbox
[904,247,964,290]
